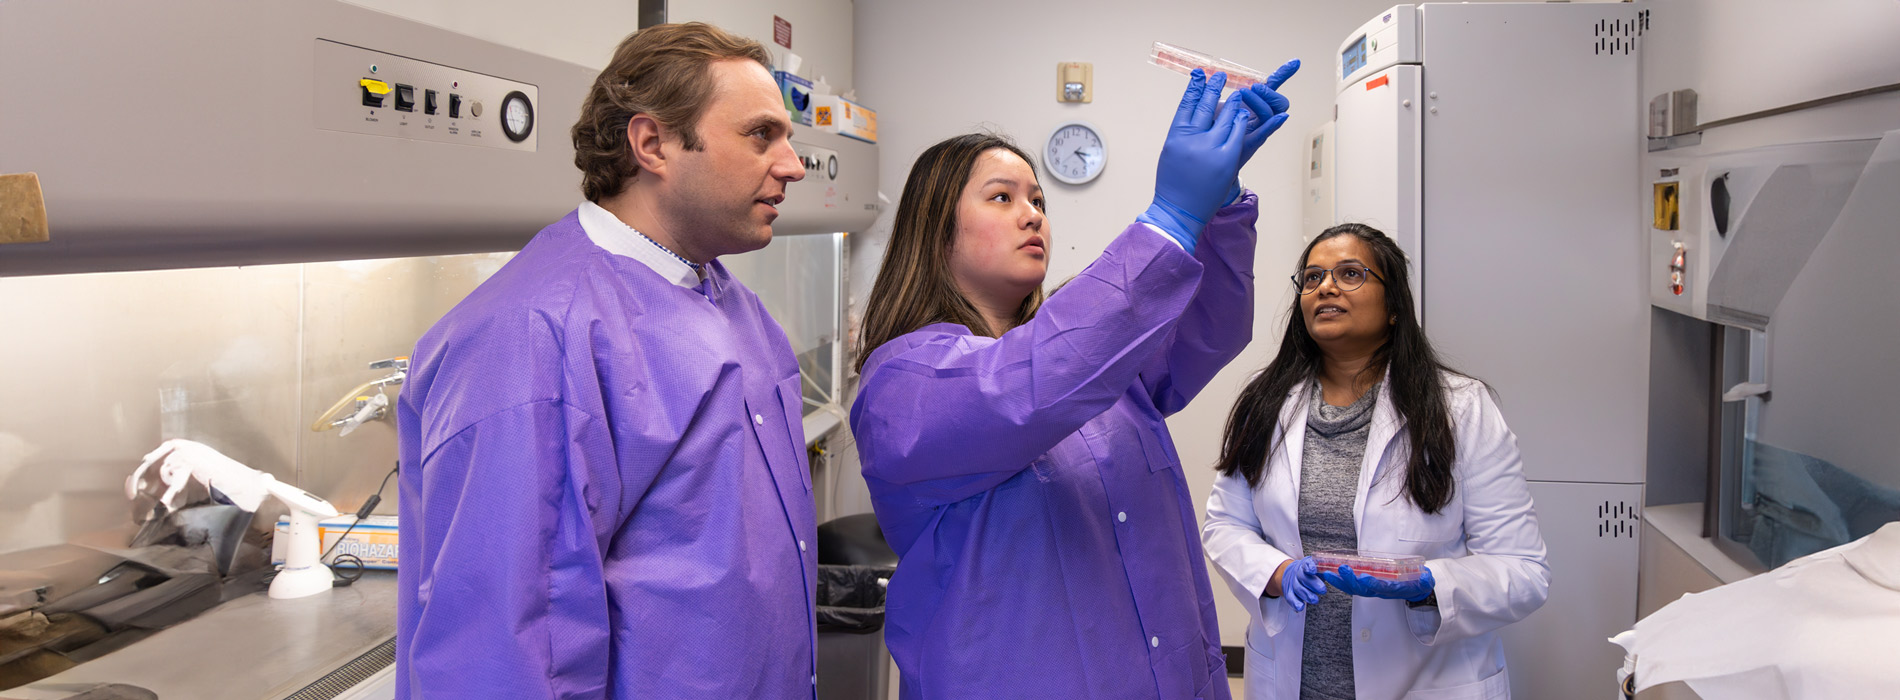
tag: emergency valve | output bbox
[1669,242,1686,296]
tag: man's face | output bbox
[662,59,805,260]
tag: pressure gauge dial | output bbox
[500,91,534,143]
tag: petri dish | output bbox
[1312,549,1426,582]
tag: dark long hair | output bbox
[1214,223,1462,514]
[855,133,1046,371]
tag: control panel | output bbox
[794,144,841,184]
[775,130,878,236]
[314,39,537,151]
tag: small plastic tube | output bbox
[1149,41,1268,89]
[1312,549,1426,582]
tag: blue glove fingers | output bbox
[1357,573,1396,596]
[1235,84,1281,121]
[1322,563,1438,601]
[1193,71,1230,128]
[1294,558,1324,598]
[1262,59,1301,91]
[1298,572,1330,599]
[1171,69,1209,128]
[1257,113,1290,141]
[1318,570,1348,593]
[1404,567,1437,602]
[1283,557,1324,612]
[1325,564,1374,597]
[1216,95,1250,149]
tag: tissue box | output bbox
[272,514,399,570]
[774,71,815,126]
[813,95,877,144]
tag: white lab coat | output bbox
[1202,372,1549,700]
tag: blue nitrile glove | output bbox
[1320,564,1437,603]
[1274,556,1329,612]
[1137,69,1253,254]
[1223,59,1301,202]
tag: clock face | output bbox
[1045,121,1106,185]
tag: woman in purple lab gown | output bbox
[850,63,1299,700]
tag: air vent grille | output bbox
[1598,500,1640,539]
[1593,18,1640,56]
[283,636,396,700]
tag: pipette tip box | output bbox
[1312,549,1426,582]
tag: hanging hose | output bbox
[309,378,385,432]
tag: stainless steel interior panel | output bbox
[0,0,595,275]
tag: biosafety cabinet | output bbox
[1317,5,1647,699]
[0,0,876,276]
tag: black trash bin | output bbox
[815,514,897,700]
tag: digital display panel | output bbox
[1342,35,1368,77]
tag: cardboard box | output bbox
[273,514,399,570]
[813,95,877,144]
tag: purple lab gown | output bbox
[396,211,817,699]
[852,194,1258,699]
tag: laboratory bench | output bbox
[6,572,397,700]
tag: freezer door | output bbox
[1333,64,1424,314]
[1499,481,1641,700]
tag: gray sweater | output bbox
[1297,381,1378,700]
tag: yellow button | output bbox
[359,79,391,95]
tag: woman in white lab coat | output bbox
[1202,223,1549,700]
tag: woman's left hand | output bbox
[1320,564,1436,603]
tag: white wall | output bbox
[672,0,855,93]
[850,0,1483,647]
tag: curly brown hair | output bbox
[571,23,773,202]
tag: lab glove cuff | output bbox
[1136,198,1206,254]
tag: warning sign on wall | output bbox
[774,16,792,49]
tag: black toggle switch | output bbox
[448,93,463,119]
[424,89,438,115]
[394,84,416,112]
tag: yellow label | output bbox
[1653,181,1679,231]
[816,106,833,126]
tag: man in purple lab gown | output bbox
[395,23,816,699]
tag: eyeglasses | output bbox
[1293,263,1385,295]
